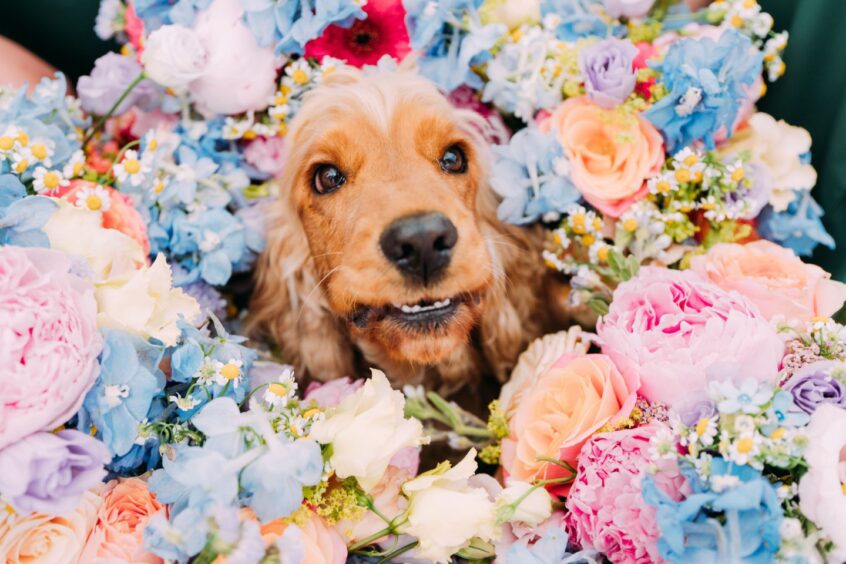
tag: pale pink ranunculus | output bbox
[565,424,688,564]
[690,240,846,322]
[0,489,101,564]
[598,266,784,407]
[500,353,638,495]
[0,247,103,449]
[262,509,347,564]
[243,136,288,177]
[79,477,166,563]
[545,96,664,218]
[48,180,151,257]
[188,0,280,116]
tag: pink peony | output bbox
[48,180,151,257]
[0,247,102,449]
[243,136,288,177]
[304,0,411,68]
[598,267,784,406]
[564,425,687,563]
[689,240,846,323]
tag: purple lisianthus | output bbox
[602,0,655,19]
[676,394,717,426]
[579,37,638,109]
[0,429,110,515]
[785,360,846,415]
[77,52,158,116]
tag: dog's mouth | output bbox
[349,292,481,332]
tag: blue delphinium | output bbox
[0,175,57,246]
[643,459,783,563]
[404,0,506,91]
[133,0,213,31]
[758,190,835,256]
[240,0,366,55]
[490,128,581,225]
[540,0,611,41]
[644,30,762,152]
[506,528,599,563]
[81,330,166,457]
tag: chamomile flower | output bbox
[113,149,149,186]
[28,139,53,166]
[169,393,201,411]
[649,425,677,461]
[727,433,761,466]
[647,171,678,196]
[31,167,69,193]
[222,116,255,140]
[213,359,244,386]
[284,60,314,87]
[0,126,22,154]
[74,184,111,212]
[733,414,757,435]
[196,358,219,385]
[725,160,746,184]
[263,367,298,408]
[62,149,86,178]
[11,148,32,174]
[588,241,611,264]
[688,416,718,447]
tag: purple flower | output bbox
[579,37,638,108]
[676,394,717,426]
[0,429,110,515]
[602,0,655,19]
[77,52,158,116]
[785,360,846,415]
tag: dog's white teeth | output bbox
[400,304,415,313]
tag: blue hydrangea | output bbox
[490,128,580,225]
[133,0,213,31]
[643,458,783,563]
[540,0,612,41]
[758,191,835,256]
[404,0,506,91]
[506,528,598,563]
[81,330,165,457]
[644,30,762,152]
[241,0,366,55]
[0,176,57,247]
[144,504,212,562]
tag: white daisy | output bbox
[28,139,54,167]
[113,149,149,186]
[687,416,718,447]
[196,358,218,385]
[31,167,69,193]
[63,149,86,178]
[169,393,201,411]
[74,184,112,212]
[727,433,761,466]
[213,359,244,386]
[263,367,298,408]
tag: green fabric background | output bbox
[2,1,843,279]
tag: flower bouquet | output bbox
[2,0,846,562]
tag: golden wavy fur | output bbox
[249,68,562,394]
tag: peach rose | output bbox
[689,240,846,322]
[261,509,347,564]
[500,353,638,494]
[0,490,101,564]
[545,96,664,217]
[48,180,151,257]
[79,478,165,563]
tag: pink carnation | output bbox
[565,425,687,563]
[598,267,784,406]
[0,247,103,449]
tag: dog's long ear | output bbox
[456,109,550,382]
[248,185,356,382]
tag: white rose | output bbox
[495,479,552,527]
[400,449,498,563]
[44,199,145,281]
[798,404,846,557]
[722,112,817,211]
[188,0,280,116]
[95,254,201,346]
[141,24,208,90]
[309,369,423,492]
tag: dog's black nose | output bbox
[380,212,458,285]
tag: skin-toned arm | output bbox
[0,35,58,92]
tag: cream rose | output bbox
[95,253,201,346]
[798,404,846,560]
[0,490,101,564]
[141,24,208,90]
[690,240,846,322]
[400,449,499,563]
[309,369,423,492]
[545,96,664,217]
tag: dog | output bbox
[249,67,567,395]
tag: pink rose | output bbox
[598,267,784,407]
[243,136,288,177]
[545,96,664,217]
[565,425,688,564]
[689,240,846,322]
[48,180,151,257]
[80,477,166,563]
[262,509,347,564]
[0,247,102,449]
[500,353,638,494]
[189,0,279,116]
[304,377,365,409]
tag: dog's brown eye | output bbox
[313,164,346,195]
[439,145,467,174]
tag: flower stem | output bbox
[82,71,145,146]
[377,541,419,563]
[348,517,408,553]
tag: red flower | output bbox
[304,0,411,68]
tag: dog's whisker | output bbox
[295,266,342,324]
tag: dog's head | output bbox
[263,69,500,366]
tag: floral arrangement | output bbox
[2,0,846,562]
